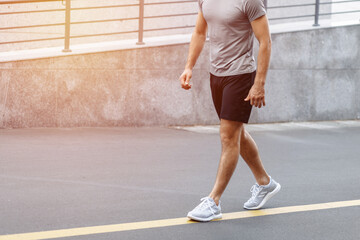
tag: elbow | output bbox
[193,26,207,39]
[268,38,272,50]
[260,37,272,51]
[267,36,272,48]
[196,28,207,37]
[194,30,207,41]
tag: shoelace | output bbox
[249,184,263,201]
[197,197,216,215]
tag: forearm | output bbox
[254,40,271,86]
[185,31,207,70]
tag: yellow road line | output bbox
[1,199,359,240]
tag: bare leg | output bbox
[240,127,270,185]
[209,119,243,205]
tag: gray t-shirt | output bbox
[198,0,266,76]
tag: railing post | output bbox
[62,0,71,52]
[136,0,145,45]
[313,0,320,26]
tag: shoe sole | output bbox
[243,182,281,210]
[187,213,222,222]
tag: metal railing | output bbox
[266,0,360,24]
[0,0,359,52]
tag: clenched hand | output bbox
[179,69,192,90]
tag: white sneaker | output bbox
[187,197,222,222]
[243,176,281,210]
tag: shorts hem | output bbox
[219,115,250,124]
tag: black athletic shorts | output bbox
[210,71,256,123]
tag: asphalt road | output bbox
[0,121,359,240]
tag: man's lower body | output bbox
[187,71,281,222]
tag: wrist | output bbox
[254,79,265,87]
[185,66,193,71]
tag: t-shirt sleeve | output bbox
[244,0,266,22]
[198,0,204,13]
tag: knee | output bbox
[220,130,241,148]
[221,135,238,148]
[220,120,243,148]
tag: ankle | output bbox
[257,175,270,186]
[208,194,220,206]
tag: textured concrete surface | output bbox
[0,24,359,128]
[0,121,359,239]
[249,24,360,123]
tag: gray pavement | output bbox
[0,121,360,240]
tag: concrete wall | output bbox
[251,25,360,123]
[0,0,334,52]
[0,24,359,128]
